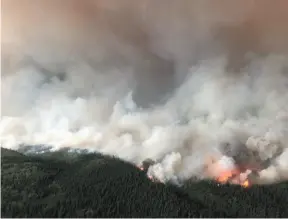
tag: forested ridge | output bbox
[1,147,288,218]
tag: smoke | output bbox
[1,0,288,184]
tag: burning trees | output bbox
[138,158,158,182]
[205,155,256,188]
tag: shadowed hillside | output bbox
[1,147,288,217]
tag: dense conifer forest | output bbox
[1,147,288,217]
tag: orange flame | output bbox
[216,171,235,183]
[242,179,250,188]
[205,155,251,188]
[216,170,251,188]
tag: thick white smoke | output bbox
[1,0,288,184]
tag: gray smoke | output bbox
[1,0,288,184]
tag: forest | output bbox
[2,147,288,218]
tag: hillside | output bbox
[1,148,288,217]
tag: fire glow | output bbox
[138,166,155,181]
[205,156,252,188]
[216,169,251,188]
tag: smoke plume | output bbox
[1,0,288,184]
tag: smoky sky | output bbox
[2,0,288,107]
[1,0,288,184]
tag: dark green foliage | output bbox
[1,147,288,218]
[182,180,288,217]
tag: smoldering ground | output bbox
[1,0,288,184]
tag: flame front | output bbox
[205,155,252,188]
[216,170,251,188]
[217,171,234,183]
[242,179,250,188]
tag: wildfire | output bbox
[217,170,236,183]
[216,169,251,188]
[138,156,253,187]
[242,179,250,188]
[205,155,252,188]
[138,165,156,182]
